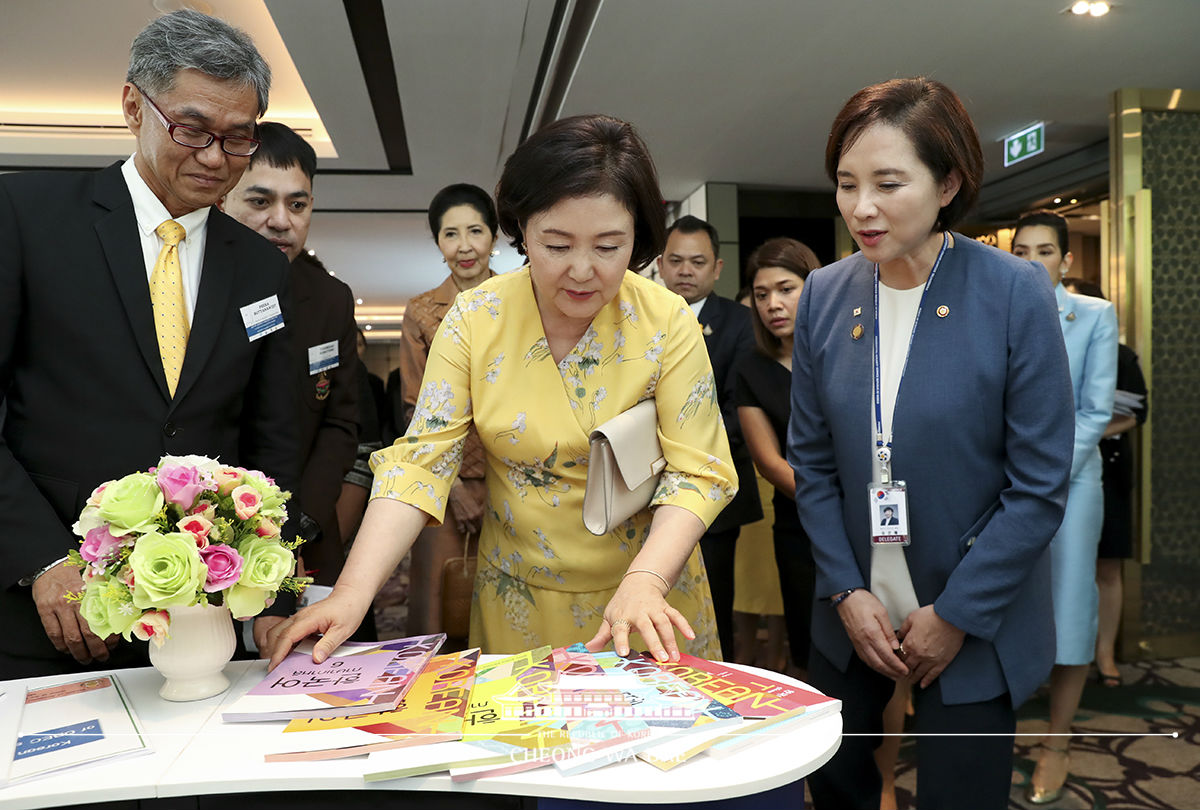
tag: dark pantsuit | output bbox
[806,647,1015,810]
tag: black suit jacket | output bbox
[697,294,763,533]
[0,162,299,670]
[289,253,359,586]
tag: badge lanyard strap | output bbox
[873,233,949,484]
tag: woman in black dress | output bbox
[734,237,821,671]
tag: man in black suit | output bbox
[220,123,359,590]
[0,10,298,678]
[881,507,900,526]
[657,215,762,659]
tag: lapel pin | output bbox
[1066,312,1076,321]
[853,306,862,317]
[703,324,713,335]
[936,305,949,318]
[851,323,864,341]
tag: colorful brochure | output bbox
[264,648,479,762]
[222,633,445,722]
[7,676,150,785]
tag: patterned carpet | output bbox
[891,657,1200,809]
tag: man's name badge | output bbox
[869,482,910,546]
[240,295,285,342]
[308,340,339,375]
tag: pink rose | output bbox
[188,502,216,521]
[132,609,171,647]
[255,517,280,538]
[215,467,243,496]
[156,463,209,509]
[199,544,244,592]
[79,525,123,565]
[177,515,213,549]
[231,484,262,520]
[86,482,112,508]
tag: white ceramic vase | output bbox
[148,602,236,701]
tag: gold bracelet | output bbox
[623,568,671,595]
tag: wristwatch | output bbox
[18,556,70,587]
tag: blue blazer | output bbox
[1056,284,1118,482]
[787,235,1074,707]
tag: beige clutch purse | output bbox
[582,399,667,536]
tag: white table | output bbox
[2,659,840,809]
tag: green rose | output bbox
[128,531,205,609]
[78,576,141,639]
[98,473,164,535]
[226,536,294,619]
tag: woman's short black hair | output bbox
[427,183,498,241]
[1014,209,1070,256]
[495,114,665,270]
[826,77,983,231]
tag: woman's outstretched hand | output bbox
[584,572,693,663]
[262,588,372,670]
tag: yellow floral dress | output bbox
[370,269,736,657]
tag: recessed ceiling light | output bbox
[1071,0,1090,13]
[364,324,373,331]
[1089,1,1110,15]
[356,298,364,305]
[1054,197,1063,204]
[1070,198,1078,204]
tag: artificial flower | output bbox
[127,531,206,609]
[131,609,171,647]
[177,515,214,548]
[156,462,211,508]
[231,484,262,520]
[78,576,140,639]
[199,543,244,592]
[97,473,164,535]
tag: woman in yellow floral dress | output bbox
[267,115,736,665]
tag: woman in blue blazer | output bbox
[788,78,1075,810]
[1012,210,1118,803]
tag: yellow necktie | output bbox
[151,220,189,396]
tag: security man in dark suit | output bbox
[0,10,297,678]
[657,215,763,659]
[220,123,360,590]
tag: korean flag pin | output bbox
[936,305,950,318]
[853,306,862,317]
[852,323,864,340]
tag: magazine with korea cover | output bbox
[222,633,445,722]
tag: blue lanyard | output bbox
[872,233,949,483]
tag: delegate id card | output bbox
[240,295,285,342]
[308,340,339,375]
[869,482,910,546]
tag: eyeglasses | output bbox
[134,84,260,157]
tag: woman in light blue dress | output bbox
[1012,210,1118,804]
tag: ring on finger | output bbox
[610,618,631,631]
[898,643,906,657]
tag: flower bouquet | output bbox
[67,454,307,646]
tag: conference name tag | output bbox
[240,295,285,342]
[308,340,339,375]
[869,482,910,547]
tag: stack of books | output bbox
[216,635,839,783]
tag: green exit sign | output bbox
[1004,122,1045,167]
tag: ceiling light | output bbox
[1089,1,1110,15]
[1054,197,1063,204]
[356,298,364,305]
[1070,198,1078,204]
[1071,0,1090,12]
[364,324,373,331]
